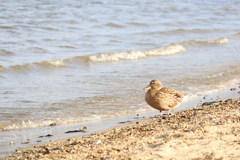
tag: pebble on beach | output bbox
[50,123,57,126]
[80,126,87,130]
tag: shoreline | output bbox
[3,97,240,160]
[1,84,240,159]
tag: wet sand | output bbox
[2,95,240,160]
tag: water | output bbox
[1,0,240,132]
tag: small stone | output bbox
[230,88,237,91]
[136,122,139,124]
[46,134,53,137]
[80,126,87,130]
[21,141,29,144]
[15,150,21,154]
[10,142,14,145]
[96,139,102,145]
[227,119,232,124]
[50,123,56,126]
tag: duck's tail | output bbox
[182,95,189,103]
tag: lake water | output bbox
[1,0,240,132]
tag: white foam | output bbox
[35,59,66,67]
[207,37,228,44]
[2,120,56,131]
[185,78,239,99]
[80,115,102,122]
[2,115,104,131]
[184,37,229,46]
[89,44,186,62]
[145,44,186,56]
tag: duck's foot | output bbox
[154,115,163,118]
[154,110,172,118]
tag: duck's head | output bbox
[144,80,163,90]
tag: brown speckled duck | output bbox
[144,80,184,116]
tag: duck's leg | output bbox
[166,110,170,116]
[166,109,174,116]
[159,110,163,117]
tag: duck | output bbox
[144,79,184,116]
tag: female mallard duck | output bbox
[144,80,184,116]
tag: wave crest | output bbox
[89,44,186,62]
[207,37,228,44]
[2,120,55,131]
[0,65,5,72]
[35,59,66,67]
[183,37,228,46]
[6,59,66,73]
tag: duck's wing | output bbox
[155,87,184,108]
[159,87,184,98]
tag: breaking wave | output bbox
[4,59,66,73]
[88,44,186,62]
[183,37,228,46]
[2,120,56,131]
[35,59,66,67]
[2,115,103,131]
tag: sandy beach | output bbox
[2,95,240,160]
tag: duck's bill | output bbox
[143,86,151,90]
